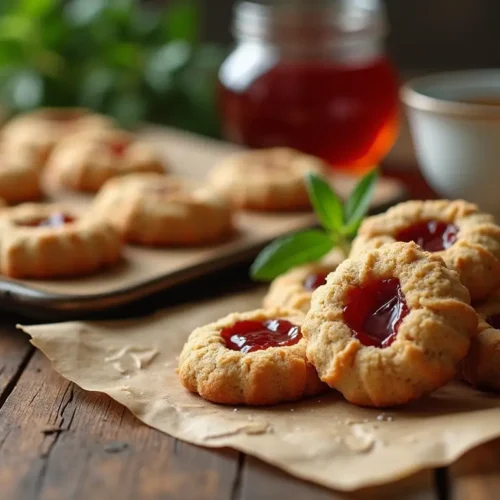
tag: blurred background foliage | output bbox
[0,0,226,136]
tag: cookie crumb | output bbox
[343,434,375,453]
[376,413,394,422]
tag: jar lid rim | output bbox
[233,0,387,42]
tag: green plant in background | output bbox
[251,170,379,281]
[0,0,226,135]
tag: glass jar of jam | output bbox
[218,0,399,174]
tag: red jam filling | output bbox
[486,314,500,330]
[109,141,129,157]
[221,319,302,354]
[20,212,75,228]
[396,220,458,252]
[304,272,328,291]
[343,278,409,348]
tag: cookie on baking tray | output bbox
[263,250,345,313]
[0,203,122,279]
[209,147,328,211]
[303,242,477,407]
[91,173,233,246]
[350,199,500,301]
[461,288,500,391]
[46,128,165,192]
[0,147,42,204]
[1,107,113,166]
[178,308,326,405]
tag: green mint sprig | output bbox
[250,169,379,281]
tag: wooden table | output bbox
[0,172,497,500]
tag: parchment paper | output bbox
[19,287,500,491]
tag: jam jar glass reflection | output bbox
[219,0,399,174]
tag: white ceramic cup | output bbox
[401,70,500,215]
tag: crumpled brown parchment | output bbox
[19,288,500,491]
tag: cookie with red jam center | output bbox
[0,203,122,278]
[303,242,477,407]
[263,250,344,313]
[350,199,500,301]
[221,319,301,353]
[396,220,458,252]
[343,278,409,349]
[178,308,326,405]
[46,128,166,192]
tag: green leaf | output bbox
[0,15,33,41]
[305,172,343,232]
[166,1,198,43]
[343,168,379,234]
[250,229,333,281]
[0,39,24,64]
[105,42,143,69]
[17,0,55,17]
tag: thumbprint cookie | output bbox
[263,250,345,313]
[303,242,477,407]
[46,128,165,192]
[178,308,326,405]
[1,107,113,166]
[209,147,328,211]
[0,203,122,278]
[91,173,233,246]
[350,199,500,301]
[461,288,500,391]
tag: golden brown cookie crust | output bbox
[1,108,113,166]
[0,203,122,278]
[0,149,42,203]
[303,241,477,407]
[461,288,500,390]
[46,129,165,192]
[350,199,500,301]
[178,308,326,405]
[263,250,345,313]
[91,173,234,246]
[209,147,328,211]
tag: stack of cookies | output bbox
[179,199,500,407]
[0,108,329,280]
[0,107,174,278]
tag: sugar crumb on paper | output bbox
[105,345,159,375]
[343,434,375,453]
[203,421,271,440]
